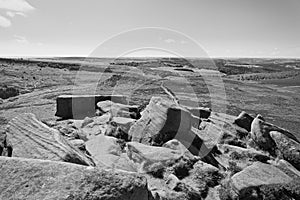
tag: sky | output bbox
[0,0,300,58]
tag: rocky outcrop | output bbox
[0,157,150,200]
[129,98,204,149]
[6,113,94,166]
[231,162,292,194]
[234,111,254,132]
[270,131,300,171]
[128,97,219,167]
[55,95,128,119]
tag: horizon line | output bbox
[1,55,300,60]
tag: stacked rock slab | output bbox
[0,157,149,200]
[55,95,128,119]
[128,97,214,161]
[6,113,94,166]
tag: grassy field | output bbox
[0,57,299,139]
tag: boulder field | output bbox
[1,95,300,200]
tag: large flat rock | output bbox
[231,162,292,193]
[85,135,137,172]
[270,131,300,171]
[55,95,128,119]
[126,141,183,173]
[6,113,94,166]
[0,157,149,200]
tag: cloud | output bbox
[164,38,176,43]
[14,35,29,44]
[0,0,34,28]
[0,14,11,27]
[6,11,27,18]
[0,0,35,12]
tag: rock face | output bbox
[55,95,128,119]
[270,131,300,171]
[231,162,292,194]
[234,111,254,132]
[6,113,94,166]
[0,157,150,200]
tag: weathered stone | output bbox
[250,116,277,153]
[81,117,94,127]
[76,114,112,140]
[270,131,300,171]
[80,124,104,139]
[234,111,254,132]
[0,157,149,200]
[86,135,136,172]
[231,162,292,193]
[258,179,300,200]
[269,159,300,179]
[218,144,270,162]
[69,139,85,150]
[97,100,140,119]
[163,139,194,158]
[126,141,183,173]
[128,97,219,168]
[129,97,191,146]
[55,95,128,119]
[165,174,180,190]
[6,113,94,166]
[112,117,136,134]
[205,186,221,200]
[216,144,270,170]
[181,160,221,198]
